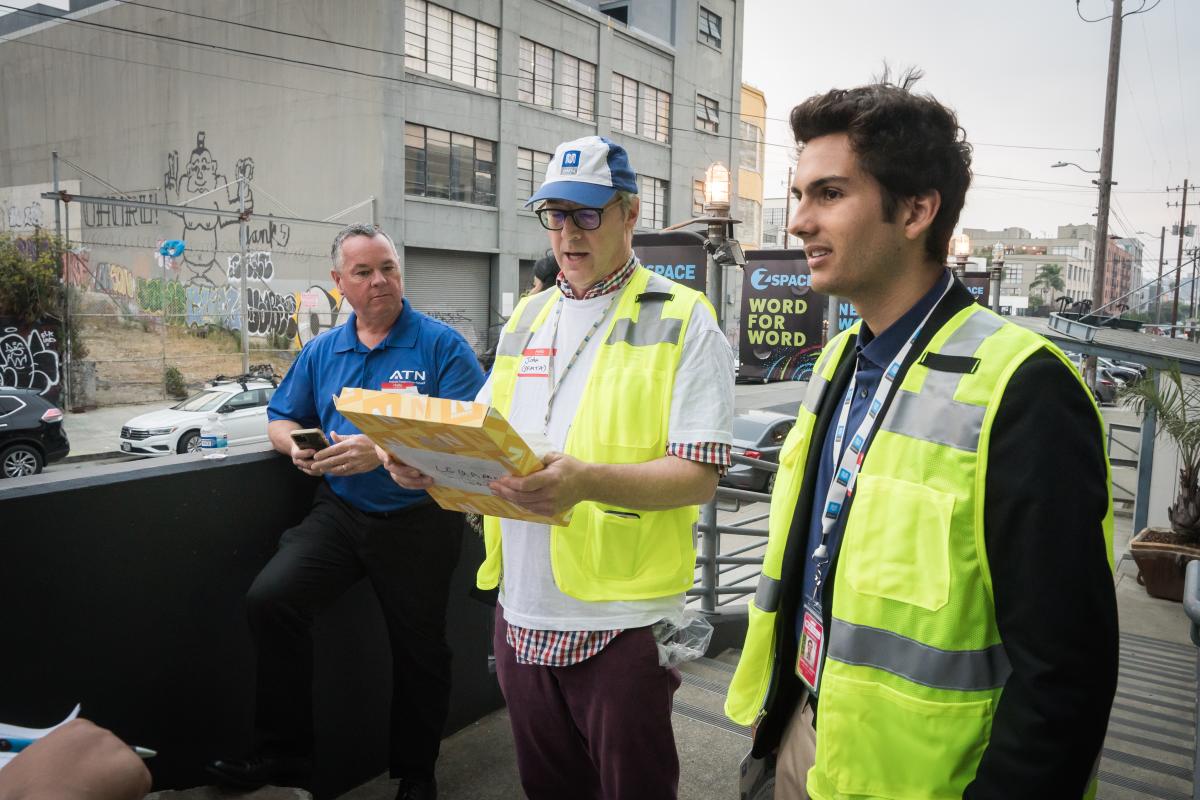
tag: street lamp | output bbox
[703,162,731,213]
[990,242,1005,314]
[697,161,743,330]
[948,232,971,279]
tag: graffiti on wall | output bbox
[0,325,61,397]
[0,181,81,238]
[81,190,161,228]
[163,131,254,288]
[227,251,273,282]
[92,262,138,300]
[183,283,346,347]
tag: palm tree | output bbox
[1028,263,1066,307]
[1121,364,1200,540]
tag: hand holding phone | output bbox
[290,428,330,452]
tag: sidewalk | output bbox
[60,401,174,461]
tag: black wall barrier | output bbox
[0,447,504,798]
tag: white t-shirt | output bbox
[475,279,735,631]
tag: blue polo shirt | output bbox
[268,298,485,513]
[796,271,949,691]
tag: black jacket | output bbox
[753,282,1118,797]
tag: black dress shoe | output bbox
[395,776,437,800]
[205,753,313,790]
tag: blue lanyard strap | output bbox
[810,276,954,599]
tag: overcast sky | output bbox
[742,0,1198,270]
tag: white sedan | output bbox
[119,379,277,456]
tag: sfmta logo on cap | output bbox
[561,150,581,175]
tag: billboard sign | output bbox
[738,251,823,382]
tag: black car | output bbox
[721,410,795,494]
[0,389,70,478]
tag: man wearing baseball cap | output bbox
[382,135,734,798]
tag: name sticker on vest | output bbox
[796,601,826,693]
[380,381,419,394]
[518,347,556,378]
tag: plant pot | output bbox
[1129,527,1200,602]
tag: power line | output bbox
[1,2,1103,158]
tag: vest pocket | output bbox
[817,672,992,798]
[841,474,955,612]
[582,505,680,581]
[594,367,668,458]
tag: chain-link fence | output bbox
[43,157,367,409]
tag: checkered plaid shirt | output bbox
[509,255,730,667]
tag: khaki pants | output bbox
[774,691,817,799]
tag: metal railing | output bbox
[690,452,778,612]
[1107,421,1140,506]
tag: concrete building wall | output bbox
[736,83,765,250]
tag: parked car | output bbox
[0,389,70,478]
[721,410,795,494]
[119,376,278,456]
[1093,368,1121,405]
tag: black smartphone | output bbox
[290,428,330,451]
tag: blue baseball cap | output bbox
[525,136,639,208]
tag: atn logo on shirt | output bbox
[381,369,427,394]
[560,150,581,175]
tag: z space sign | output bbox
[738,251,823,382]
[632,231,707,294]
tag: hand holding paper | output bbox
[490,452,588,518]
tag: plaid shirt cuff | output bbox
[668,441,731,476]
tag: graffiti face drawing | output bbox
[163,131,254,289]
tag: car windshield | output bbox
[172,390,230,413]
[732,417,770,441]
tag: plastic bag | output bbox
[652,609,714,668]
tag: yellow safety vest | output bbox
[725,304,1114,799]
[477,266,714,602]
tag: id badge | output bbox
[796,600,826,693]
[517,347,555,378]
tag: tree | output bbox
[0,232,63,324]
[1028,263,1066,308]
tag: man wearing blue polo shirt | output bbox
[206,223,484,800]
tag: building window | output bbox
[739,120,763,172]
[698,6,722,48]
[1003,265,1024,285]
[739,198,761,245]
[405,123,496,206]
[611,73,670,143]
[405,0,497,92]
[638,176,668,229]
[519,39,595,121]
[517,147,552,204]
[692,179,705,216]
[599,2,628,24]
[696,94,720,134]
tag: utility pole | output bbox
[1166,179,1192,338]
[1085,0,1122,386]
[782,166,793,250]
[1154,225,1165,323]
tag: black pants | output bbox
[246,482,463,780]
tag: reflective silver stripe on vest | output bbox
[879,309,1005,452]
[801,372,828,415]
[827,618,1011,692]
[606,272,685,347]
[495,289,558,358]
[754,574,781,612]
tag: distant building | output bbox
[735,83,765,251]
[963,224,1100,316]
[761,197,802,250]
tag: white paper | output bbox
[0,704,81,770]
[385,444,516,493]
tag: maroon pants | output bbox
[493,605,682,800]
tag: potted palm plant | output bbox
[1123,364,1200,601]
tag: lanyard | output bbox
[810,275,953,600]
[543,292,618,434]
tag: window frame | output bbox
[404,0,498,92]
[405,122,497,207]
[698,6,722,49]
[696,93,720,134]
